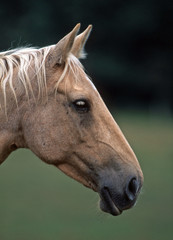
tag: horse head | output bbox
[0,24,143,216]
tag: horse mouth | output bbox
[99,187,122,216]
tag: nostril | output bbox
[125,177,139,202]
[129,178,138,195]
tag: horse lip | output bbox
[99,187,122,216]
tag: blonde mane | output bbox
[0,46,85,113]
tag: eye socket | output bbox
[73,99,90,113]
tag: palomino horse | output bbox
[0,24,143,216]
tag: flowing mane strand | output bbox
[0,46,85,113]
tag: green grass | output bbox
[0,111,173,240]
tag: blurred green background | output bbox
[0,0,173,239]
[0,112,172,240]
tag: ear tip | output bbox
[86,24,93,34]
[86,24,93,32]
[74,23,93,33]
[75,23,81,30]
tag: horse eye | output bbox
[73,99,90,113]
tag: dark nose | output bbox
[99,176,142,215]
[125,177,139,202]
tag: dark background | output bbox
[1,0,173,113]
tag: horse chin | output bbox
[57,163,98,191]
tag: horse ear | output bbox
[48,23,80,66]
[71,25,92,59]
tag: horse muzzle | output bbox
[98,175,142,216]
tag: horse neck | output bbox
[0,113,22,164]
[0,71,29,164]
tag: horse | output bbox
[0,24,143,216]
